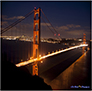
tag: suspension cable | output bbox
[1,9,34,34]
[41,9,61,39]
[41,16,55,34]
[41,16,59,39]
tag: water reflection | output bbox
[47,51,90,89]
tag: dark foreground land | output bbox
[1,60,52,90]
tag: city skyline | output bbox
[1,1,91,40]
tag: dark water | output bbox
[1,39,68,64]
[44,50,91,90]
[1,39,91,90]
[2,39,33,64]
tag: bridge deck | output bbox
[16,44,88,67]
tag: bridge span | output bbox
[16,44,88,67]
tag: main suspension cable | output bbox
[41,9,61,39]
[1,9,34,34]
[41,16,59,39]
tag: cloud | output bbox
[67,24,81,28]
[2,15,25,20]
[54,24,89,38]
[58,26,69,30]
[56,24,81,31]
[1,21,8,26]
[57,29,84,38]
[67,29,84,35]
[41,23,51,26]
[40,24,82,38]
[75,25,81,28]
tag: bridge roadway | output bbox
[16,44,88,67]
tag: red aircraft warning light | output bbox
[54,34,56,36]
[34,7,36,9]
[58,34,60,36]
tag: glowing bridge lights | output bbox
[16,44,88,67]
[39,55,41,57]
[41,61,43,63]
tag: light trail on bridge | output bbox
[16,44,88,67]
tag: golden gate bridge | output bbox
[1,7,88,76]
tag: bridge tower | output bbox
[83,33,86,44]
[83,33,86,54]
[32,7,41,75]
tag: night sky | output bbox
[1,1,91,40]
